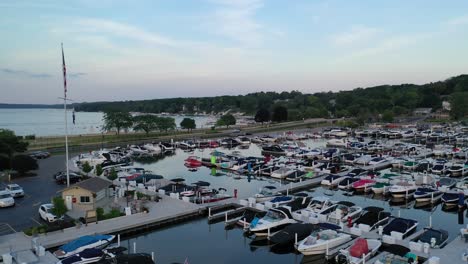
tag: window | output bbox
[80,196,91,203]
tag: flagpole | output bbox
[62,43,70,187]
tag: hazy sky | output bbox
[1,0,468,104]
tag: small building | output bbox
[413,108,432,116]
[61,177,113,217]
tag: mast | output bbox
[62,43,70,187]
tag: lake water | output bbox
[0,109,216,137]
[116,140,468,263]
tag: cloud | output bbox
[69,72,87,78]
[1,68,52,78]
[446,15,468,26]
[210,0,265,46]
[330,25,380,46]
[75,18,179,47]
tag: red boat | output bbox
[352,179,376,192]
[184,156,202,167]
[209,141,219,148]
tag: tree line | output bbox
[73,74,468,120]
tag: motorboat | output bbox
[57,248,105,264]
[353,155,373,166]
[325,201,362,224]
[352,179,376,192]
[338,177,359,190]
[296,228,352,256]
[413,187,442,203]
[53,235,115,259]
[388,182,417,199]
[179,140,196,149]
[184,156,202,167]
[354,206,390,230]
[402,160,418,171]
[271,167,296,179]
[414,228,449,248]
[437,177,457,192]
[326,138,348,148]
[374,245,416,264]
[254,186,281,202]
[261,145,284,154]
[382,217,418,238]
[371,182,390,195]
[368,157,389,166]
[441,192,465,208]
[431,163,448,175]
[260,135,277,142]
[97,253,154,264]
[142,143,162,154]
[321,174,345,187]
[336,238,381,264]
[129,145,149,155]
[159,142,175,152]
[249,207,298,237]
[448,163,466,177]
[269,223,318,246]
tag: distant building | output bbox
[61,177,113,217]
[431,109,450,119]
[413,108,432,116]
[442,101,451,111]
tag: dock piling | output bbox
[133,242,136,253]
[225,212,228,222]
[151,252,154,261]
[295,233,298,246]
[243,218,246,229]
[208,207,211,217]
[117,234,120,247]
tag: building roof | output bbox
[62,177,112,194]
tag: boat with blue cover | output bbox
[53,235,115,259]
[57,248,104,264]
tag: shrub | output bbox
[96,207,105,220]
[107,168,117,180]
[95,164,103,176]
[11,154,38,176]
[51,196,68,218]
[82,162,92,174]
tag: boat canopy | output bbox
[60,235,112,252]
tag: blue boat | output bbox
[54,234,115,259]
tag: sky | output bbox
[1,0,468,104]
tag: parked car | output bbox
[6,184,24,197]
[29,151,51,159]
[39,203,61,222]
[0,190,15,208]
[54,171,83,185]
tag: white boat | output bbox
[296,229,352,255]
[336,238,381,264]
[326,202,362,224]
[271,167,296,179]
[326,138,348,148]
[57,248,104,264]
[254,186,281,202]
[143,143,162,154]
[413,187,442,203]
[388,182,417,199]
[53,235,115,259]
[448,164,466,177]
[129,145,149,155]
[249,207,298,237]
[76,151,108,167]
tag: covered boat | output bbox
[414,187,442,203]
[97,253,154,264]
[415,228,449,248]
[352,179,375,192]
[57,248,104,264]
[54,235,115,259]
[374,245,416,264]
[269,223,318,246]
[354,206,390,230]
[254,186,281,202]
[338,177,359,190]
[321,174,345,186]
[336,238,381,264]
[383,217,418,238]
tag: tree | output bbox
[102,111,133,135]
[51,196,68,218]
[180,118,196,132]
[381,110,394,123]
[216,114,236,128]
[133,115,158,135]
[95,164,103,176]
[11,155,38,176]
[0,129,28,168]
[272,106,288,122]
[450,92,468,119]
[82,161,92,175]
[107,167,117,181]
[254,108,270,125]
[157,117,176,132]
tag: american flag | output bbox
[184,257,189,264]
[62,43,67,97]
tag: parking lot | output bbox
[0,154,67,233]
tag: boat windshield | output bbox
[263,210,285,222]
[0,193,11,199]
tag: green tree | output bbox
[82,161,92,175]
[102,111,133,135]
[272,106,288,122]
[0,129,28,169]
[107,167,117,181]
[382,110,394,123]
[157,117,176,132]
[254,108,270,125]
[133,115,158,135]
[51,196,68,218]
[11,155,38,176]
[450,92,468,119]
[180,118,196,132]
[95,164,103,176]
[216,114,236,128]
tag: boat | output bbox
[388,182,417,199]
[269,223,318,246]
[97,253,154,264]
[437,177,457,192]
[268,196,294,206]
[326,138,348,148]
[413,187,442,203]
[354,206,390,230]
[338,177,359,190]
[236,210,267,228]
[371,182,390,194]
[382,217,418,238]
[321,174,345,187]
[414,228,449,248]
[248,207,298,237]
[352,179,375,192]
[254,186,281,202]
[57,248,104,264]
[271,167,296,179]
[179,140,196,149]
[184,156,202,167]
[402,161,418,171]
[448,164,465,177]
[159,142,175,152]
[325,201,362,224]
[53,235,115,259]
[142,143,162,154]
[441,192,465,208]
[374,245,417,264]
[296,228,352,256]
[335,238,381,264]
[261,145,284,154]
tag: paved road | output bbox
[0,155,67,233]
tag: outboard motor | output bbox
[335,253,349,264]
